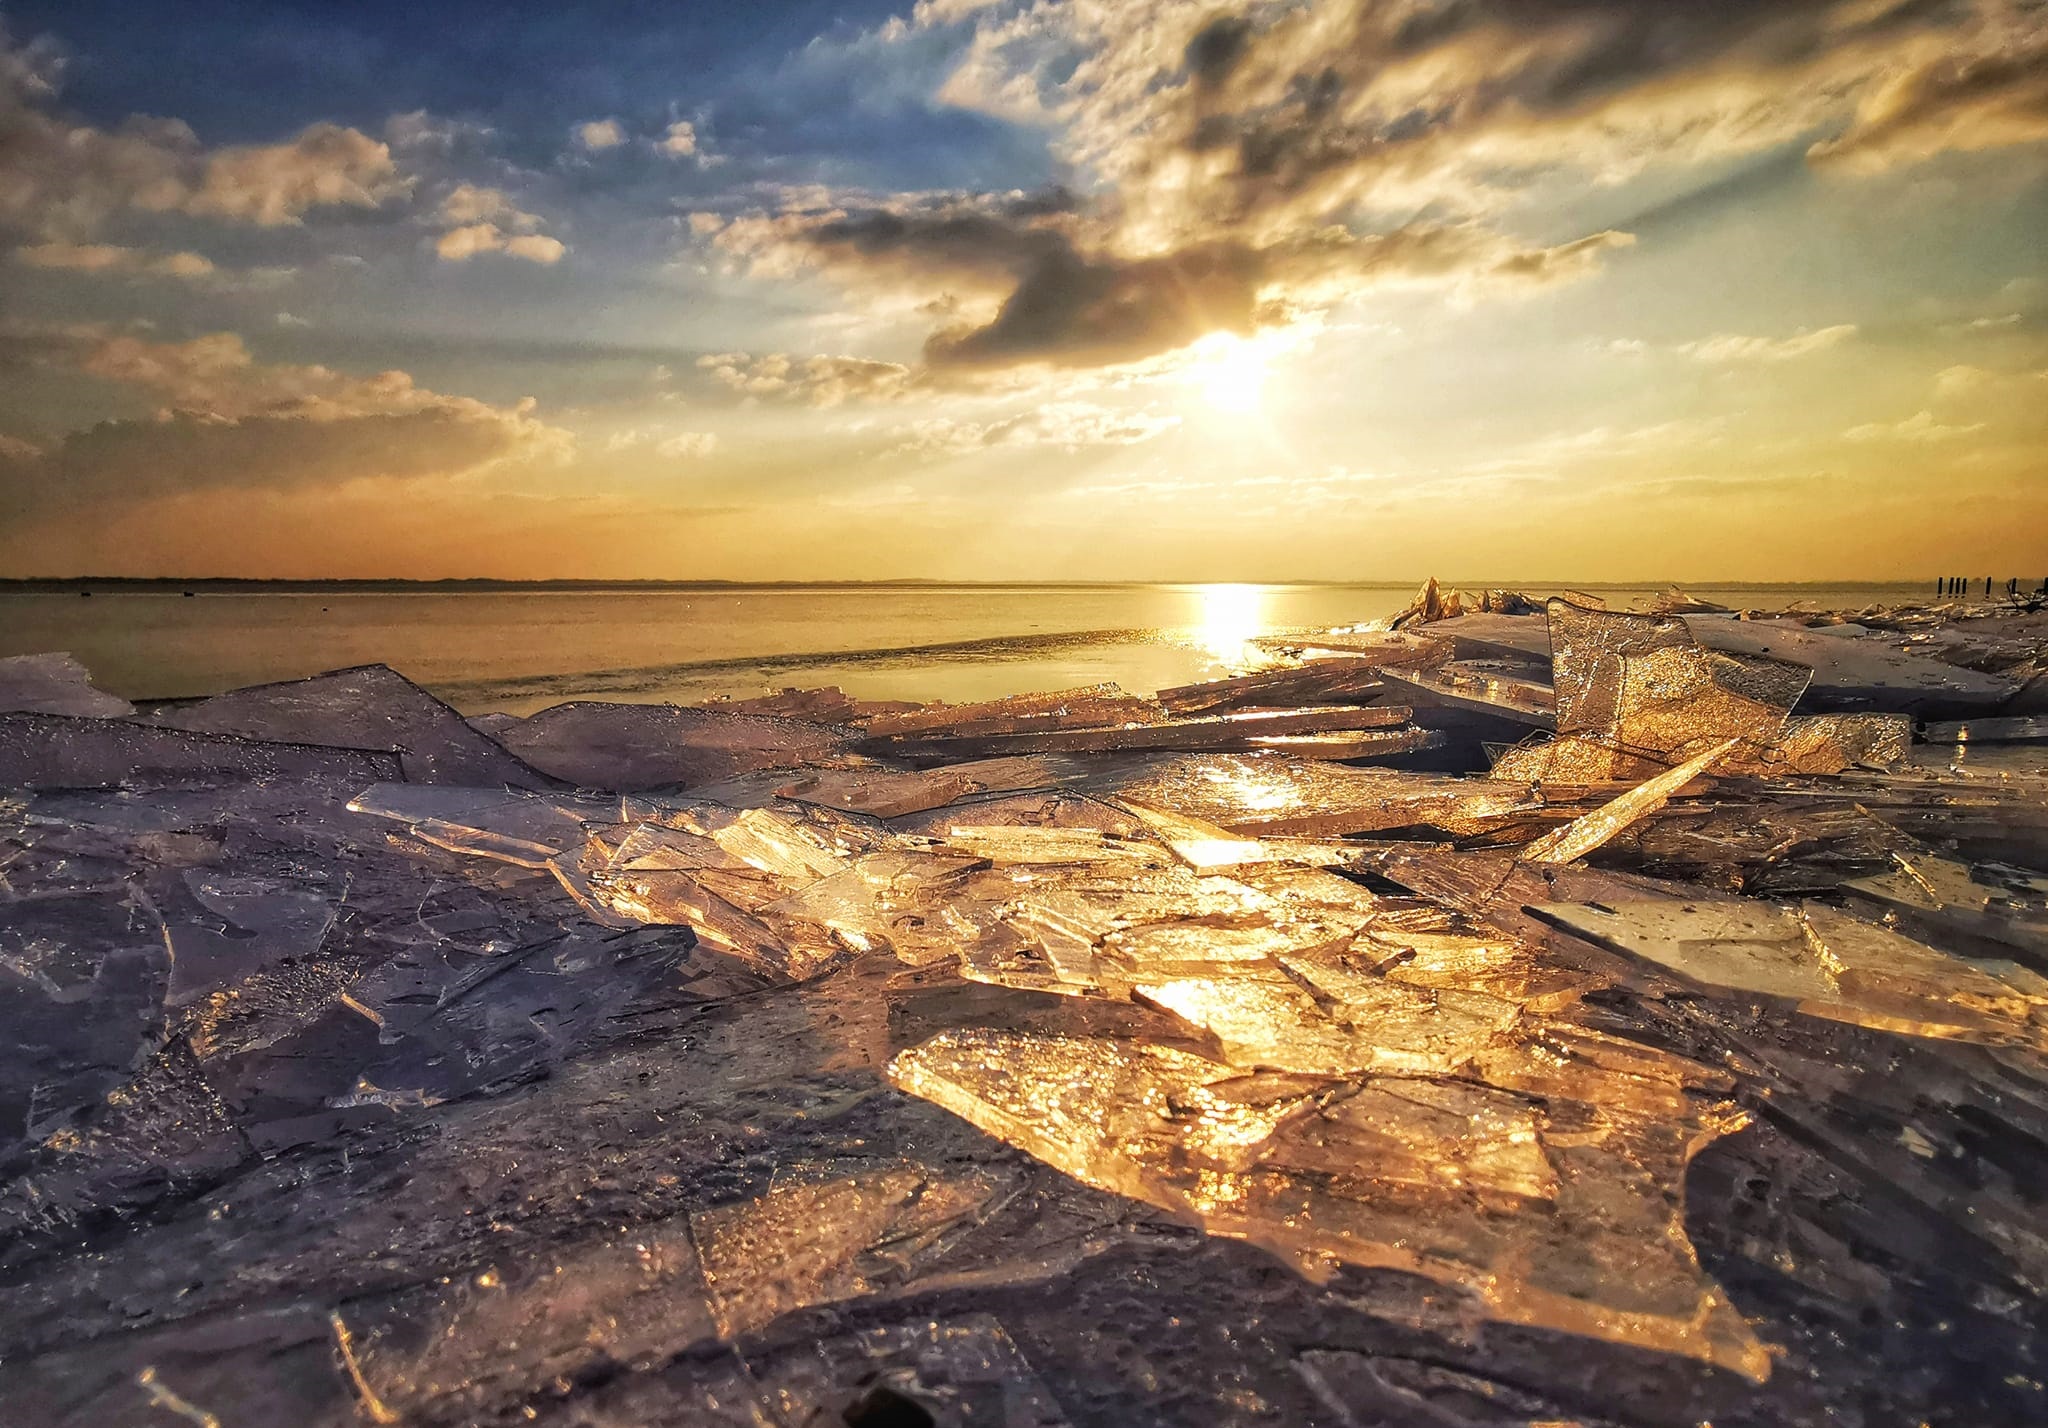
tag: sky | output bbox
[1,0,2045,582]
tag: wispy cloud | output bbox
[1678,325,1859,363]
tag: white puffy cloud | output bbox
[576,118,627,151]
[1,28,406,239]
[660,120,698,157]
[184,123,409,227]
[434,223,566,263]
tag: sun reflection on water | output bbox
[1190,583,1272,672]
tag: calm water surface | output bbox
[1,583,1931,714]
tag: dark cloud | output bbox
[927,240,1263,367]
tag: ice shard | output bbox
[153,665,552,788]
[890,1029,1769,1381]
[0,712,402,789]
[1530,897,2048,1050]
[1521,739,1737,865]
[494,701,851,790]
[0,652,134,718]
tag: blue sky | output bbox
[2,1,2045,579]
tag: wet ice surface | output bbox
[4,584,2048,1426]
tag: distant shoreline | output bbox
[0,577,1940,594]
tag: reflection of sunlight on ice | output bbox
[1193,584,1269,671]
[1199,760,1299,813]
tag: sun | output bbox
[1193,583,1269,668]
[1188,332,1270,415]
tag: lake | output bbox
[0,582,1934,714]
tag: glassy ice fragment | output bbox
[335,1220,717,1420]
[1521,739,1737,865]
[0,713,401,790]
[348,783,602,866]
[1487,735,1668,784]
[1114,800,1270,870]
[0,652,133,718]
[889,1030,1768,1381]
[1731,712,1912,774]
[691,1163,1009,1338]
[153,665,552,788]
[1135,973,1513,1077]
[775,755,1061,818]
[494,701,850,790]
[1605,644,1809,760]
[662,804,850,882]
[1158,660,1387,716]
[940,825,1160,867]
[1530,897,2048,1050]
[1250,729,1443,759]
[1844,851,2048,964]
[1681,615,2020,715]
[1375,663,1557,729]
[1547,598,1694,737]
[764,848,987,962]
[1922,715,2048,745]
[0,888,168,1154]
[162,870,336,1004]
[862,684,1164,738]
[1095,755,1557,839]
[850,1315,1073,1428]
[867,706,1415,759]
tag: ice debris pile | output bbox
[4,587,2048,1427]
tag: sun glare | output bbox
[1189,333,1270,415]
[1192,582,1270,669]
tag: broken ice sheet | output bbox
[1520,739,1738,866]
[847,1315,1073,1428]
[349,782,609,866]
[493,700,850,791]
[890,1029,1769,1381]
[0,652,133,718]
[774,754,1063,818]
[861,683,1165,738]
[334,1219,717,1421]
[690,1162,1012,1339]
[160,869,337,1005]
[1487,735,1669,785]
[152,664,552,788]
[1530,897,2048,1051]
[1375,662,1558,730]
[1157,657,1386,715]
[1093,753,1564,840]
[1736,712,1911,775]
[1606,644,1809,760]
[1135,971,1518,1078]
[0,887,169,1155]
[867,705,1419,760]
[0,712,402,790]
[1545,598,1811,763]
[1843,850,2048,961]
